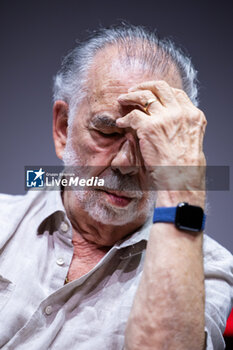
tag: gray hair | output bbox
[53,24,199,124]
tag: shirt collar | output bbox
[35,188,66,235]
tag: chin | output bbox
[73,188,154,227]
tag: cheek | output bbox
[70,124,126,166]
[71,128,95,157]
[75,139,123,166]
[71,136,114,167]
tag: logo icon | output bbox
[26,168,45,188]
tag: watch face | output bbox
[175,203,204,232]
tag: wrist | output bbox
[153,203,206,232]
[156,190,205,210]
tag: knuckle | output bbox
[177,89,188,98]
[129,109,139,119]
[190,108,202,121]
[193,109,207,125]
[201,113,207,126]
[179,89,186,95]
[155,80,168,88]
[143,90,155,101]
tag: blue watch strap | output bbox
[153,204,206,231]
[202,214,206,231]
[153,207,177,224]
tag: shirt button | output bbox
[45,305,53,315]
[56,258,64,266]
[60,222,69,233]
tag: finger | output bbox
[116,109,148,131]
[118,90,163,114]
[175,92,206,154]
[172,88,194,108]
[128,80,179,107]
[197,112,207,152]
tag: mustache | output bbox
[97,187,143,199]
[63,165,144,198]
[96,170,143,199]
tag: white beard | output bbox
[62,135,155,225]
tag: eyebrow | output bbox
[91,115,117,128]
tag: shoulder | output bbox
[0,190,43,215]
[0,192,27,208]
[0,192,28,219]
[0,190,49,248]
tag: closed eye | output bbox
[96,131,122,138]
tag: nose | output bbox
[111,139,139,175]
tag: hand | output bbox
[116,80,207,206]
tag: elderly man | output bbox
[0,25,232,350]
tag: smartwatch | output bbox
[153,202,206,232]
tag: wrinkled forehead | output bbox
[86,44,183,98]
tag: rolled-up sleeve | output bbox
[203,235,233,349]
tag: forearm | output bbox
[124,192,205,350]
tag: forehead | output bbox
[87,55,145,101]
[85,45,182,115]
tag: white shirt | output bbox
[0,188,232,349]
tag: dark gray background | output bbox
[0,0,232,251]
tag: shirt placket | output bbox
[49,218,73,291]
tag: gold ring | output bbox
[143,98,157,114]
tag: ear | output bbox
[53,100,69,160]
